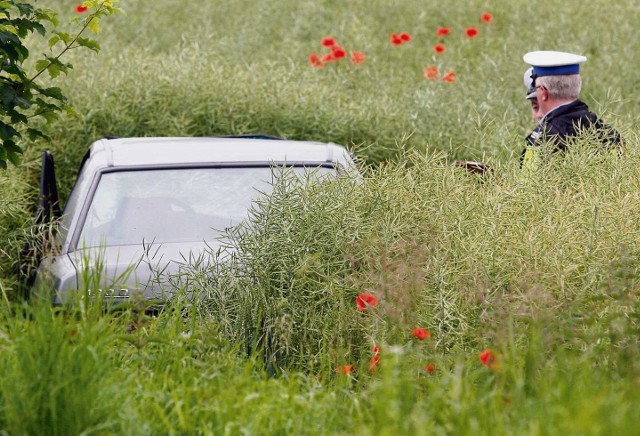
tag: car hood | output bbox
[48,240,228,305]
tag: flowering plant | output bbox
[0,1,122,168]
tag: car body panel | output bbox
[33,136,355,305]
[38,241,217,305]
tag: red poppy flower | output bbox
[356,293,378,311]
[75,4,88,13]
[322,37,337,47]
[436,27,450,38]
[433,44,446,54]
[372,345,380,355]
[465,27,479,38]
[399,32,411,42]
[412,327,431,340]
[309,53,324,68]
[390,33,403,46]
[322,52,337,63]
[479,349,495,367]
[481,12,493,24]
[336,364,353,375]
[423,66,439,79]
[351,51,366,65]
[424,363,436,374]
[369,354,380,373]
[332,46,347,59]
[441,70,456,82]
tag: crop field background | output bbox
[1,0,640,434]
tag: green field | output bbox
[1,0,639,434]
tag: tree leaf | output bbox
[4,139,23,155]
[14,2,34,16]
[6,149,22,167]
[0,24,19,36]
[26,127,47,141]
[0,120,19,140]
[47,34,60,48]
[39,86,64,101]
[39,110,60,123]
[0,85,17,107]
[30,21,45,37]
[35,58,50,72]
[9,111,28,124]
[34,8,59,27]
[14,95,30,109]
[40,57,72,79]
[86,16,100,34]
[52,31,72,45]
[1,138,23,166]
[76,36,100,53]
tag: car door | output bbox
[18,150,62,289]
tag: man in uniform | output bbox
[521,50,621,169]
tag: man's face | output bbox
[530,98,542,123]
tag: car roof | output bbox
[86,137,354,169]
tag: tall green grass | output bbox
[1,0,640,433]
[19,0,640,187]
[184,147,640,368]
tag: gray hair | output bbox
[536,74,582,100]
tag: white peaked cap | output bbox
[523,51,587,77]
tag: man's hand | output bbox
[455,160,491,175]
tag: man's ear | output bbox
[538,86,548,101]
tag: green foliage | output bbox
[0,0,121,169]
[0,274,638,434]
[183,146,640,372]
[20,0,634,198]
[0,0,639,433]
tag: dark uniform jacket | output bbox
[522,99,621,166]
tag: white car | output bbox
[29,135,356,305]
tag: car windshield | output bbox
[77,166,334,247]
